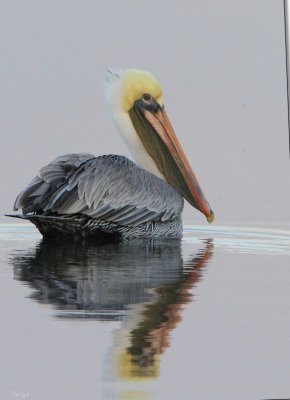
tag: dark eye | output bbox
[142,93,152,102]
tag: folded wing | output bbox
[14,154,183,227]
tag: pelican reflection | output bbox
[11,238,213,379]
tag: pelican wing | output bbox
[14,154,183,226]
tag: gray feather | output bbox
[14,153,184,227]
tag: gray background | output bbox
[1,0,289,228]
[1,3,290,399]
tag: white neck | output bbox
[112,109,165,180]
[104,69,166,180]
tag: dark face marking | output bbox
[134,97,162,114]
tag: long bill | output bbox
[129,102,214,222]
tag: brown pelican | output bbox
[10,69,214,239]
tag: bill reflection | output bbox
[11,238,213,380]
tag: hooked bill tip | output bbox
[207,210,215,223]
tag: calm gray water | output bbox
[1,2,289,399]
[1,224,290,400]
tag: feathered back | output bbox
[14,154,183,227]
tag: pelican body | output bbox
[10,69,214,239]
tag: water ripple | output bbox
[184,225,290,255]
[1,224,290,256]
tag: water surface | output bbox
[1,224,290,400]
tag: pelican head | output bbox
[105,68,214,223]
